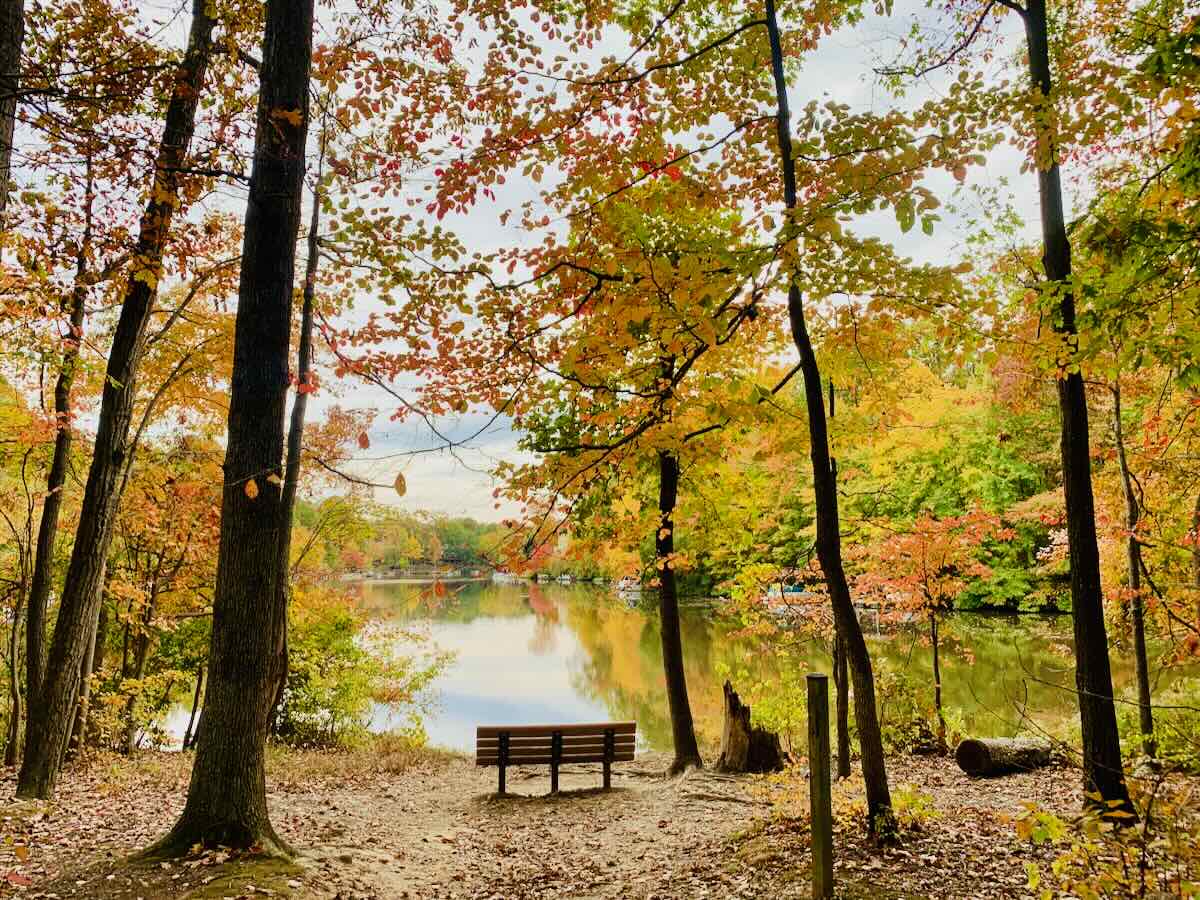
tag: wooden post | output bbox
[807,673,833,900]
[603,728,614,790]
[551,730,562,794]
[498,732,509,795]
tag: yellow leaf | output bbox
[271,108,304,127]
[393,472,407,497]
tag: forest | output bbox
[0,0,1198,895]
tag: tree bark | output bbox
[0,0,23,225]
[26,158,93,709]
[1017,0,1131,812]
[17,0,216,799]
[715,681,785,773]
[150,0,314,855]
[657,450,703,775]
[1111,382,1155,758]
[764,0,893,834]
[956,737,1053,776]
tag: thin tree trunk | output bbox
[182,662,204,750]
[0,0,23,225]
[1192,490,1200,627]
[657,450,703,774]
[67,606,100,758]
[764,0,892,834]
[833,633,851,779]
[17,0,216,800]
[151,0,314,855]
[270,130,324,721]
[26,157,93,711]
[1112,383,1155,758]
[828,380,851,779]
[3,590,23,766]
[1017,0,1131,812]
[930,612,946,751]
[122,596,157,754]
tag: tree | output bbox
[0,0,21,224]
[152,0,315,854]
[857,509,1004,749]
[18,0,219,799]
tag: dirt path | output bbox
[2,750,772,899]
[2,749,1168,899]
[301,755,770,899]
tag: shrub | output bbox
[1018,778,1200,899]
[270,585,450,748]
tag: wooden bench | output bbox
[475,721,636,794]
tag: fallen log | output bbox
[715,681,786,773]
[955,737,1053,776]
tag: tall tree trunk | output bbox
[27,157,93,710]
[1017,0,1131,811]
[150,0,314,855]
[657,450,703,774]
[764,0,893,833]
[0,0,23,225]
[17,0,216,800]
[1112,383,1155,758]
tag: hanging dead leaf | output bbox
[358,431,370,450]
[244,478,259,499]
[394,472,407,497]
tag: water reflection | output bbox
[357,580,1184,754]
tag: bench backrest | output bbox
[475,721,636,766]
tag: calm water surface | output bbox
[354,579,1180,753]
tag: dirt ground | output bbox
[0,748,1128,899]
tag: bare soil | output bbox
[0,748,1141,899]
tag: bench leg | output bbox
[499,763,506,795]
[603,758,611,790]
[550,730,562,794]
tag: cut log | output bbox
[955,737,1053,776]
[715,681,786,773]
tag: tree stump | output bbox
[715,681,786,773]
[955,737,1053,776]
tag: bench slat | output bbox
[475,748,635,766]
[475,740,633,760]
[477,734,635,750]
[476,721,635,739]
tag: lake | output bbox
[350,579,1181,754]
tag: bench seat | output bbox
[475,721,636,794]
